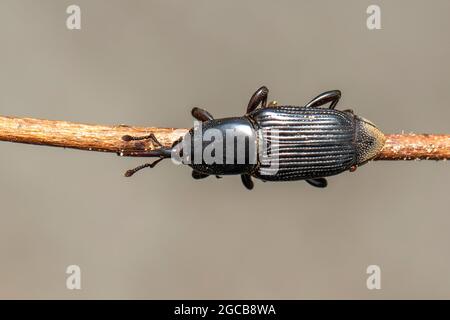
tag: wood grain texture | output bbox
[1,115,449,160]
[0,115,188,154]
[375,134,450,160]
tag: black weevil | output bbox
[121,87,385,190]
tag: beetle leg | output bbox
[121,131,178,157]
[306,178,328,188]
[191,107,214,121]
[192,170,209,179]
[121,134,184,177]
[241,174,254,190]
[305,90,341,109]
[124,158,164,177]
[247,86,269,113]
[122,133,162,146]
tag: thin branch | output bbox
[0,115,449,160]
[0,115,188,154]
[375,133,450,161]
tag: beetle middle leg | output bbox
[247,86,269,113]
[241,174,254,190]
[305,90,341,109]
[306,178,328,188]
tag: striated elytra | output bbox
[122,87,386,190]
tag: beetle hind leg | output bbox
[305,90,341,109]
[306,178,328,188]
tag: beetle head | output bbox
[354,116,386,165]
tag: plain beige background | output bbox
[0,0,449,299]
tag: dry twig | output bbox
[0,115,449,161]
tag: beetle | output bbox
[120,86,385,190]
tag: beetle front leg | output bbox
[192,170,209,179]
[247,86,269,113]
[191,107,214,122]
[305,90,341,109]
[122,133,162,146]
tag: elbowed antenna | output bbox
[124,158,164,177]
[119,133,176,176]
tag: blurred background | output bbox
[0,0,449,299]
